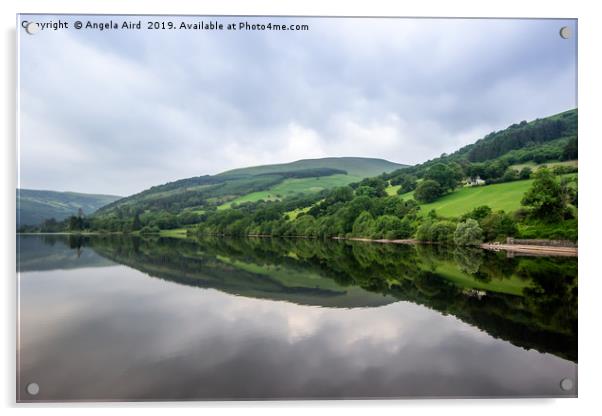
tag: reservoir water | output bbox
[17,235,577,400]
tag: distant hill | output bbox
[17,189,122,227]
[96,157,406,217]
[218,157,405,179]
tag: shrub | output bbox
[416,221,433,241]
[372,215,415,239]
[351,212,376,237]
[430,221,456,244]
[454,219,484,246]
[552,165,578,175]
[416,220,455,243]
[479,211,517,242]
[521,168,566,222]
[461,205,492,222]
[501,168,519,183]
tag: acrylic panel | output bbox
[17,15,578,402]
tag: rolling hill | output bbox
[17,189,122,227]
[95,157,406,217]
[218,157,404,178]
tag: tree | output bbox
[480,211,517,241]
[68,215,82,231]
[393,174,418,194]
[132,213,142,231]
[424,163,458,191]
[355,186,384,198]
[326,186,354,204]
[559,176,578,212]
[461,205,492,222]
[430,221,456,243]
[414,180,443,203]
[466,163,486,180]
[416,221,434,241]
[519,167,532,180]
[521,168,566,222]
[415,219,454,243]
[351,212,376,237]
[355,178,387,198]
[482,160,509,180]
[562,136,578,160]
[501,168,519,182]
[291,215,317,237]
[454,219,484,246]
[372,215,414,239]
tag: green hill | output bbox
[95,157,406,218]
[383,109,577,182]
[17,189,121,227]
[218,157,405,179]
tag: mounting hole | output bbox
[25,22,40,35]
[26,382,40,396]
[559,378,574,391]
[559,26,571,39]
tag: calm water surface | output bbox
[17,235,577,400]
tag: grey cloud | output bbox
[19,16,576,195]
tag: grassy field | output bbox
[287,177,542,220]
[219,174,361,209]
[217,191,280,210]
[385,184,401,196]
[416,180,534,217]
[286,206,312,220]
[399,174,576,218]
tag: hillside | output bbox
[218,157,405,179]
[398,173,577,218]
[383,108,577,181]
[30,109,577,241]
[17,189,121,227]
[95,157,406,220]
[185,109,577,242]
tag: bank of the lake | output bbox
[18,230,578,257]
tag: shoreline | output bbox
[480,243,577,257]
[17,232,577,257]
[332,236,419,245]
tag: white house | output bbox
[465,176,486,186]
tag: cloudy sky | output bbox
[18,16,577,196]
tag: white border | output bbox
[2,1,601,414]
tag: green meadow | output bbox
[219,174,361,209]
[399,174,576,218]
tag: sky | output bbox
[18,16,577,196]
